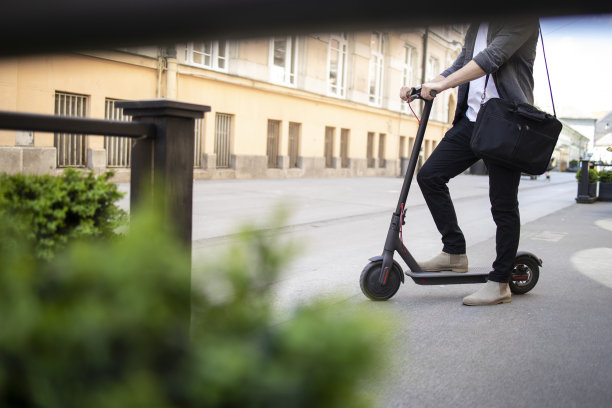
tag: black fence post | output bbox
[575,159,597,204]
[117,99,211,254]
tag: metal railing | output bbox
[0,100,211,255]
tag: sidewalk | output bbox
[181,172,612,407]
[116,172,612,407]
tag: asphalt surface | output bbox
[118,171,612,407]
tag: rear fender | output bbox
[515,250,542,267]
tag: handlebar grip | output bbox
[409,87,437,99]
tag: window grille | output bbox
[367,132,375,168]
[328,33,348,98]
[104,99,131,168]
[54,92,88,167]
[368,32,385,106]
[215,113,232,168]
[378,133,386,168]
[288,122,301,168]
[324,126,335,168]
[194,118,203,168]
[340,128,350,168]
[267,119,281,168]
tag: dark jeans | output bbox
[416,116,521,283]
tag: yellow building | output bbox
[0,27,464,179]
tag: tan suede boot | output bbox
[418,251,468,273]
[462,281,512,306]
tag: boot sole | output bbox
[462,297,512,306]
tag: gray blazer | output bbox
[442,19,540,124]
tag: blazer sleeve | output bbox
[473,20,539,74]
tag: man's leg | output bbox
[417,117,478,257]
[486,160,522,282]
[462,160,521,306]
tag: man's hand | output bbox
[420,82,443,100]
[399,86,415,102]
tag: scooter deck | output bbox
[405,266,490,285]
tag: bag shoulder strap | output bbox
[539,24,557,117]
[481,23,557,117]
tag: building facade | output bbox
[0,27,466,180]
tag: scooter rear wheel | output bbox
[360,260,402,301]
[509,255,539,294]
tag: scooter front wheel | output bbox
[360,260,402,301]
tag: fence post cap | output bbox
[116,99,211,119]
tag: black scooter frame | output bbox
[371,90,541,292]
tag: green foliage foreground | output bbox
[0,169,126,260]
[0,205,393,408]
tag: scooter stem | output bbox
[396,99,433,213]
[378,99,433,285]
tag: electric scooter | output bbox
[359,87,541,301]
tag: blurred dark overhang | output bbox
[2,0,611,56]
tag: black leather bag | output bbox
[471,97,562,175]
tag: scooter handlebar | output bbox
[409,86,437,100]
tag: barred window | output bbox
[215,113,232,169]
[54,91,88,167]
[104,98,131,168]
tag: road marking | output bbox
[595,219,612,233]
[571,247,612,290]
[529,231,568,242]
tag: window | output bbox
[288,122,301,168]
[378,133,386,168]
[267,119,281,168]
[270,36,298,86]
[185,41,229,71]
[367,132,375,168]
[54,91,88,167]
[340,128,350,168]
[368,32,385,106]
[215,113,232,169]
[401,45,417,113]
[104,99,131,168]
[324,127,335,168]
[328,33,348,98]
[399,136,406,159]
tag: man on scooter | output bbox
[399,19,540,306]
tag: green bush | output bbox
[0,169,126,260]
[599,170,612,183]
[0,208,392,408]
[575,168,599,183]
[569,159,579,168]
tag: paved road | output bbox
[120,171,612,407]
